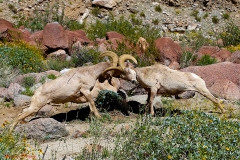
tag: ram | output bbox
[103,54,225,115]
[10,51,119,131]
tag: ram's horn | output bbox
[101,66,123,76]
[119,54,138,69]
[99,51,118,67]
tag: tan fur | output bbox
[10,62,118,131]
[74,77,120,102]
[122,63,226,115]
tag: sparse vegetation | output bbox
[212,16,219,24]
[0,58,19,88]
[203,12,209,19]
[91,6,101,17]
[8,4,17,14]
[139,12,145,18]
[190,10,199,17]
[0,121,32,159]
[175,9,181,15]
[220,21,240,46]
[155,5,162,13]
[22,76,35,88]
[222,12,230,20]
[152,19,159,25]
[180,51,197,68]
[197,54,217,66]
[95,90,124,112]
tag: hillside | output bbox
[1,0,240,37]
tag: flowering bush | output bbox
[113,110,240,159]
[0,41,45,74]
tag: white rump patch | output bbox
[191,73,199,79]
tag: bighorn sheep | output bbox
[10,51,119,131]
[103,54,225,115]
[74,77,120,103]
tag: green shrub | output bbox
[0,58,19,87]
[71,47,101,67]
[0,41,45,73]
[197,54,217,66]
[86,15,158,40]
[46,58,74,71]
[91,6,101,17]
[8,4,17,14]
[212,16,219,24]
[182,31,213,51]
[190,10,199,17]
[21,87,34,96]
[222,13,230,20]
[22,76,35,88]
[130,14,142,26]
[16,2,76,32]
[65,19,85,30]
[226,44,240,53]
[155,5,162,13]
[203,13,209,19]
[0,122,31,159]
[220,21,240,46]
[47,74,57,80]
[195,16,201,22]
[139,12,145,18]
[152,19,159,25]
[95,90,123,111]
[113,110,240,159]
[175,9,181,15]
[180,51,197,68]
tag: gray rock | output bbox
[15,118,69,140]
[128,95,163,109]
[14,94,31,107]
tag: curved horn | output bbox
[102,66,123,76]
[119,54,138,70]
[99,51,118,67]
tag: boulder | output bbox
[209,79,240,100]
[0,18,14,28]
[106,31,125,40]
[0,83,23,101]
[47,49,68,60]
[14,94,31,107]
[229,51,240,64]
[12,70,60,85]
[195,46,231,62]
[42,22,69,50]
[155,37,182,65]
[15,118,69,140]
[181,62,240,88]
[181,62,240,100]
[92,0,122,9]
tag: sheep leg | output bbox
[10,95,47,132]
[80,89,101,118]
[147,88,157,116]
[195,87,225,113]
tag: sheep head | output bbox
[102,54,138,84]
[98,51,119,82]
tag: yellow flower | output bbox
[167,155,172,159]
[39,149,43,154]
[226,147,230,151]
